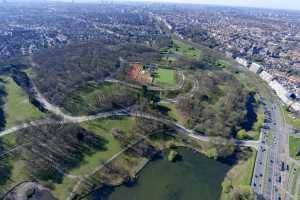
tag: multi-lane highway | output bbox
[252,98,293,200]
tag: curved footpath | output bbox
[0,75,258,149]
[105,70,185,92]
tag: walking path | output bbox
[1,66,260,200]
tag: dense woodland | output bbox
[0,80,6,130]
[32,41,160,106]
[62,83,140,115]
[177,71,248,138]
[0,140,11,187]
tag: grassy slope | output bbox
[282,108,300,128]
[51,117,134,199]
[289,136,300,160]
[291,166,299,196]
[159,102,187,126]
[221,149,257,200]
[51,178,77,200]
[2,76,45,128]
[160,39,202,62]
[171,40,263,198]
[0,134,29,195]
[154,68,176,86]
[173,39,202,60]
[69,117,134,176]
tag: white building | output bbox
[291,102,300,112]
[259,71,274,83]
[235,57,249,67]
[269,80,293,105]
[249,62,263,74]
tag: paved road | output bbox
[252,100,293,200]
[252,104,271,197]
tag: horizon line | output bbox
[1,0,300,12]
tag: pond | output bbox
[98,148,231,200]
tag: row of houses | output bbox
[235,57,300,112]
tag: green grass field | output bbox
[173,39,202,60]
[289,136,300,160]
[51,178,77,200]
[68,117,134,176]
[154,68,176,86]
[2,76,45,128]
[160,39,202,62]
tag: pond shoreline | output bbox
[86,146,231,200]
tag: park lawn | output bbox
[0,158,29,194]
[51,178,77,200]
[68,117,134,176]
[173,39,202,60]
[289,136,300,160]
[282,108,300,128]
[221,149,257,200]
[2,76,45,128]
[160,102,187,126]
[154,68,176,86]
[160,39,202,61]
[225,149,257,186]
[9,159,28,183]
[291,167,299,196]
[240,150,257,185]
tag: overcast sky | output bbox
[14,0,300,11]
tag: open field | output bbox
[154,68,176,86]
[2,76,45,128]
[68,117,134,176]
[289,136,300,160]
[160,39,202,61]
[51,178,77,200]
[173,39,202,60]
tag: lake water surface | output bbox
[107,148,230,200]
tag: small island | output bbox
[168,150,179,162]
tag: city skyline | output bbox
[3,0,300,11]
[17,0,300,10]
